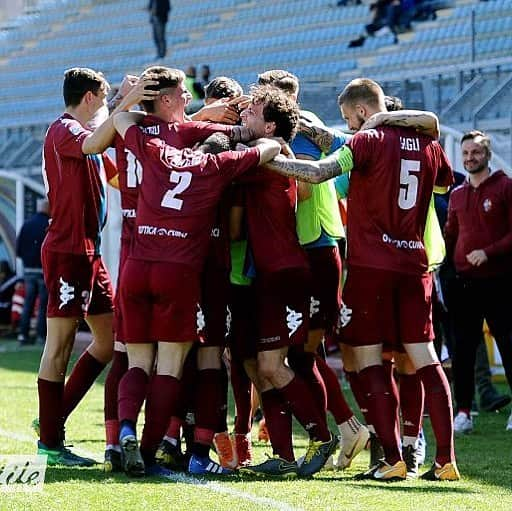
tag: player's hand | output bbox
[466,249,488,266]
[271,137,295,158]
[197,98,240,124]
[360,112,385,131]
[118,74,139,97]
[229,94,252,112]
[117,75,160,111]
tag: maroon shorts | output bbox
[337,265,433,349]
[306,245,342,333]
[255,268,310,352]
[120,258,201,343]
[228,283,258,361]
[43,249,114,318]
[114,238,132,343]
[199,265,231,347]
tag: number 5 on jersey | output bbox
[398,159,420,210]
[161,171,192,210]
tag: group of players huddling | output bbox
[35,63,460,483]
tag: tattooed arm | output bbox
[361,110,440,139]
[297,118,340,155]
[263,145,354,183]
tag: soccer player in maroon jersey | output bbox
[103,68,256,473]
[236,86,337,479]
[258,69,370,472]
[263,78,460,481]
[37,67,158,466]
[113,108,280,477]
[155,76,250,474]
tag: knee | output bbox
[258,359,279,382]
[40,343,71,379]
[197,347,221,370]
[91,339,113,363]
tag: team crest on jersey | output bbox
[160,146,204,169]
[62,118,82,136]
[286,306,303,337]
[483,198,492,212]
[58,277,75,309]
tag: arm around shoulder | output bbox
[113,111,143,139]
[250,138,281,165]
[263,151,345,184]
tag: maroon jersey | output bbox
[124,125,259,269]
[114,116,236,243]
[42,113,116,256]
[444,170,512,278]
[241,168,308,274]
[346,127,453,275]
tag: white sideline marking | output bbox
[0,428,99,461]
[0,428,304,511]
[0,344,40,353]
[161,472,304,511]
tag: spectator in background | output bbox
[148,0,171,60]
[348,0,400,47]
[436,171,511,415]
[185,66,205,100]
[199,65,211,91]
[16,198,50,346]
[444,130,512,434]
[0,260,16,329]
[185,66,206,115]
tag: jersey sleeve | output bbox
[216,146,260,182]
[443,193,459,259]
[54,118,91,159]
[347,129,377,172]
[434,143,455,189]
[102,152,118,181]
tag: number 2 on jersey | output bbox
[398,159,420,210]
[161,171,192,210]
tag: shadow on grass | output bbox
[44,467,294,486]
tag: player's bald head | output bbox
[338,78,386,110]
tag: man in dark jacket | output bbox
[16,199,49,345]
[148,0,171,59]
[444,130,512,433]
